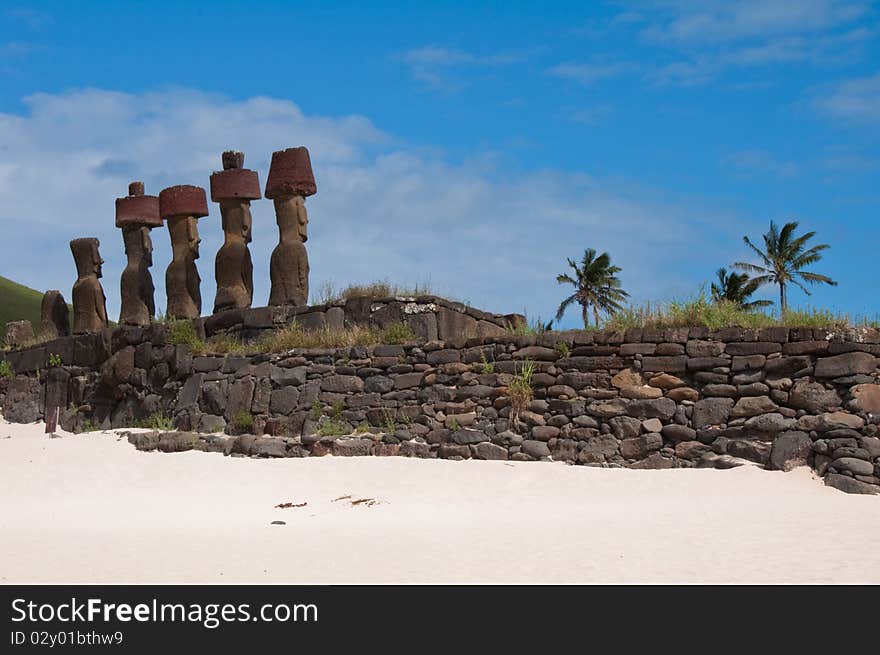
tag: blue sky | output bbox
[1,0,878,327]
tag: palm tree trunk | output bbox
[580,303,589,329]
[593,305,600,327]
[779,281,786,315]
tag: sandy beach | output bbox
[1,418,878,584]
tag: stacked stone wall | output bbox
[2,319,879,494]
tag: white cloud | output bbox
[0,88,753,328]
[813,72,880,123]
[640,0,870,45]
[722,149,800,177]
[547,61,633,85]
[628,0,876,86]
[395,46,519,92]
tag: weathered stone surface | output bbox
[321,375,364,393]
[702,384,737,397]
[687,357,729,371]
[860,437,880,459]
[4,321,34,348]
[744,412,795,433]
[642,356,687,372]
[512,346,557,361]
[692,397,734,429]
[270,365,307,386]
[579,435,619,461]
[850,384,880,414]
[628,452,674,469]
[686,340,725,357]
[198,414,226,434]
[647,373,685,389]
[764,356,811,378]
[768,431,812,471]
[815,352,876,378]
[451,428,489,445]
[3,375,41,423]
[816,412,865,431]
[788,380,841,412]
[730,396,778,418]
[531,425,560,441]
[783,341,828,355]
[269,386,300,414]
[725,342,781,356]
[824,473,880,495]
[674,440,711,460]
[642,418,663,433]
[661,424,697,443]
[100,346,135,388]
[521,440,550,459]
[608,415,641,439]
[666,387,699,402]
[611,369,643,388]
[621,433,662,459]
[731,355,766,371]
[588,399,628,418]
[726,439,771,464]
[625,398,676,420]
[830,457,874,476]
[474,442,508,460]
[436,308,478,343]
[399,440,432,458]
[620,385,663,399]
[332,438,373,457]
[225,377,255,421]
[395,372,423,389]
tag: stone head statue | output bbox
[39,290,70,340]
[160,184,208,319]
[116,181,162,325]
[266,146,316,307]
[71,237,104,279]
[210,150,261,313]
[70,237,108,334]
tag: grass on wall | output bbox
[601,294,880,331]
[310,280,436,305]
[166,319,418,356]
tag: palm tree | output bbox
[555,249,629,328]
[733,220,836,314]
[710,267,773,310]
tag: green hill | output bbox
[0,275,45,340]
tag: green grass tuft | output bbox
[601,291,880,331]
[134,411,174,430]
[232,411,254,433]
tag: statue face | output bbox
[241,209,252,244]
[92,243,104,278]
[142,228,153,267]
[186,218,201,259]
[297,196,308,242]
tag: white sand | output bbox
[1,418,878,584]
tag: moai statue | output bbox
[209,150,261,313]
[160,185,208,320]
[265,146,316,307]
[116,181,162,326]
[70,238,108,334]
[39,290,70,340]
